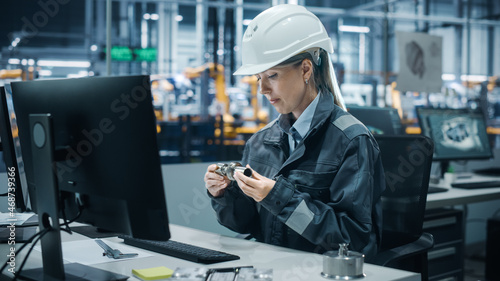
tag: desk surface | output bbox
[427,175,500,209]
[1,224,420,281]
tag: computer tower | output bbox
[485,217,500,281]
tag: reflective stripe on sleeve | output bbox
[285,200,314,235]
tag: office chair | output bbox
[369,135,435,281]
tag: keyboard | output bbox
[119,235,240,264]
[428,186,449,194]
[473,167,500,176]
[451,180,500,189]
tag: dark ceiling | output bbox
[1,0,384,51]
[1,0,86,48]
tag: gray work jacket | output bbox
[210,92,385,258]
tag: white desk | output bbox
[427,175,500,209]
[1,224,420,281]
[427,186,500,209]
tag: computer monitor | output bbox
[0,86,29,212]
[9,75,170,280]
[347,106,403,135]
[416,107,493,161]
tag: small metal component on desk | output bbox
[95,239,138,259]
[321,243,365,280]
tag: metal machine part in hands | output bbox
[215,162,252,181]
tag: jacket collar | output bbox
[310,92,336,133]
[261,92,343,176]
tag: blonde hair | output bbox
[276,49,346,111]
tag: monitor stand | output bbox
[439,160,475,185]
[440,160,451,178]
[19,263,128,281]
[18,114,128,281]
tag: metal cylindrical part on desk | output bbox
[321,244,365,280]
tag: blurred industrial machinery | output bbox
[150,63,269,163]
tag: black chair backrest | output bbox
[375,135,434,250]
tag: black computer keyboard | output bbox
[428,186,449,194]
[473,167,500,176]
[119,235,240,264]
[451,180,500,189]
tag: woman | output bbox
[204,4,385,259]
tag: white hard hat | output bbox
[234,4,333,76]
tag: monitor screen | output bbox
[0,85,30,212]
[9,75,170,241]
[347,106,403,135]
[416,107,493,161]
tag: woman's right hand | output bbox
[204,164,231,197]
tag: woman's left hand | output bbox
[234,165,275,202]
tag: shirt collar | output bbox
[278,92,321,141]
[292,92,320,141]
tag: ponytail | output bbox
[276,48,346,111]
[313,49,346,111]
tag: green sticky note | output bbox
[132,266,173,280]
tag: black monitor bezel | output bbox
[0,86,28,212]
[347,105,403,135]
[9,75,170,241]
[416,107,493,161]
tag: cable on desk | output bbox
[9,224,38,228]
[0,198,82,278]
[59,193,84,235]
[12,228,50,281]
[0,227,49,277]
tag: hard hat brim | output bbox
[233,61,279,76]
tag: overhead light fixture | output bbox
[11,38,21,47]
[175,15,183,22]
[144,13,159,21]
[442,73,488,82]
[339,25,370,33]
[38,70,53,77]
[460,74,487,82]
[38,60,91,68]
[8,58,20,64]
[67,71,90,78]
[442,74,456,81]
